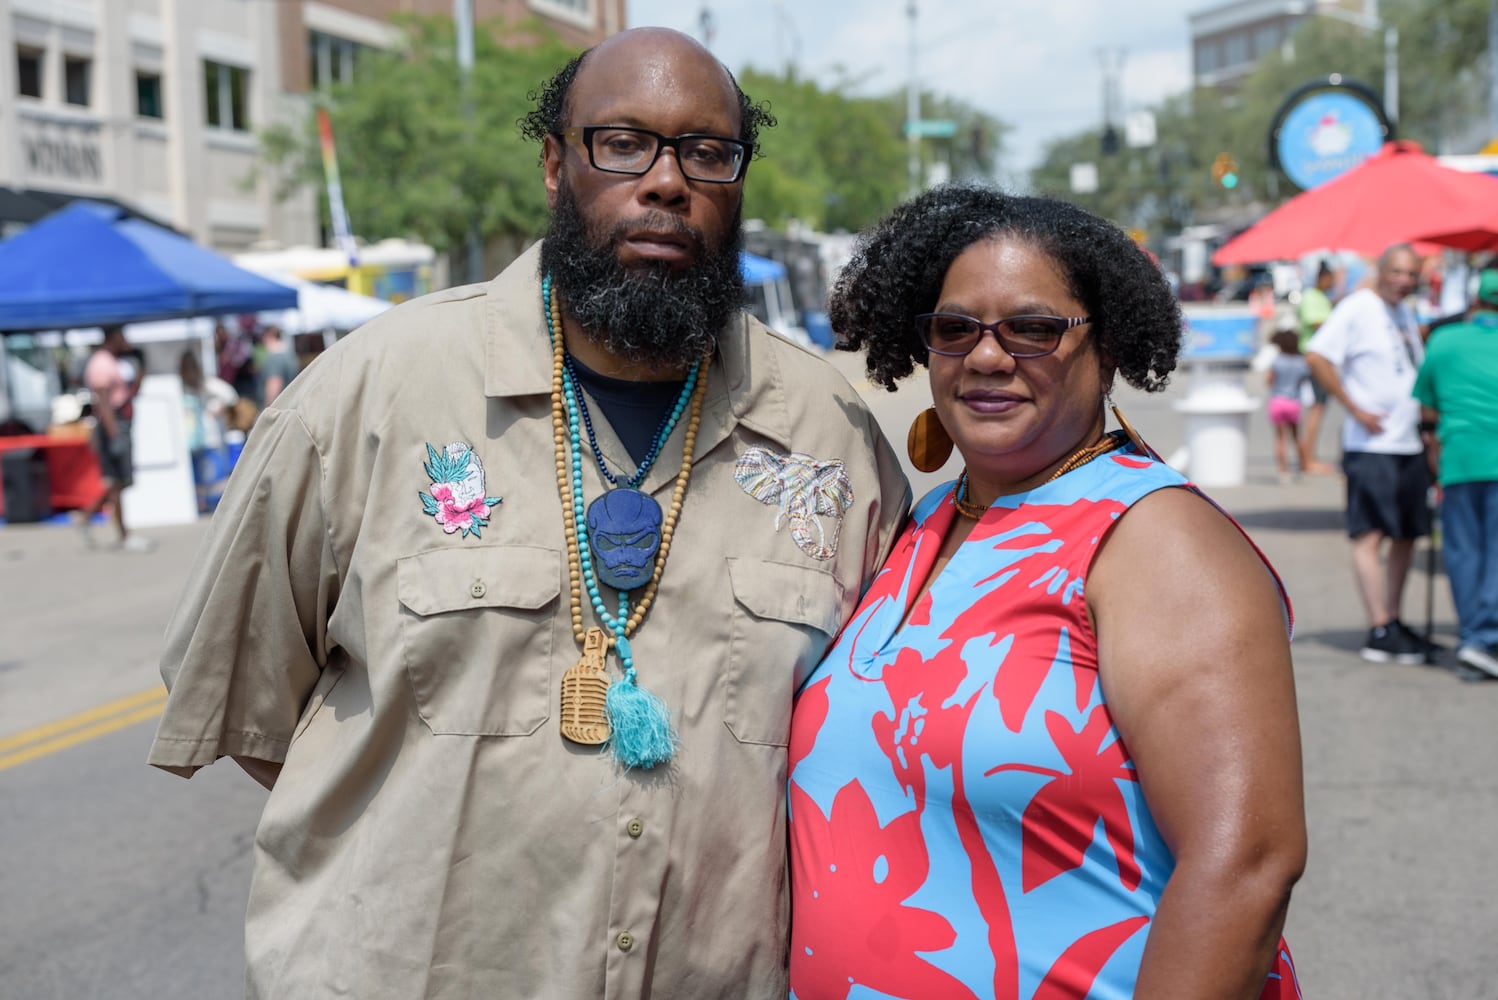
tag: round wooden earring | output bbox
[906,407,954,473]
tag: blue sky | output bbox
[626,0,1200,183]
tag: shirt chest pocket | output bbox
[397,545,560,736]
[724,557,842,747]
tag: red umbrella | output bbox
[1213,141,1498,265]
[1406,226,1498,253]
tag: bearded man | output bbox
[148,27,908,999]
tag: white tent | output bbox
[251,271,393,337]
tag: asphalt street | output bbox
[0,347,1494,998]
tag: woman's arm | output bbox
[1089,486,1306,1000]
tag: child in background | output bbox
[1266,328,1312,483]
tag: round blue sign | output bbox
[1277,90,1386,190]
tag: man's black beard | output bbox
[540,177,745,372]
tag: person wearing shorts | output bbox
[1266,327,1311,482]
[1307,245,1437,664]
[79,325,152,552]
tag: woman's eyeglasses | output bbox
[914,312,1091,359]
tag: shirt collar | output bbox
[480,240,796,453]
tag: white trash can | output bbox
[1174,308,1260,488]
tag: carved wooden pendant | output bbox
[561,627,611,746]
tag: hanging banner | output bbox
[316,107,359,266]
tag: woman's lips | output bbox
[960,390,1026,414]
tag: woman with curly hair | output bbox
[787,185,1306,999]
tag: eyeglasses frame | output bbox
[555,125,749,184]
[914,312,1092,359]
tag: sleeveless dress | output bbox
[787,444,1300,1000]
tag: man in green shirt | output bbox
[1297,261,1337,474]
[1412,269,1498,678]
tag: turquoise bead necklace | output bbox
[564,351,697,489]
[545,274,709,769]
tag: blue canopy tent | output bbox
[740,251,787,285]
[0,201,296,332]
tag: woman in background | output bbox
[179,350,238,513]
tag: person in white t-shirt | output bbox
[1307,244,1438,665]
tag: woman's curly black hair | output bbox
[832,184,1182,393]
[517,48,776,159]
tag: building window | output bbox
[1254,24,1280,58]
[1224,33,1250,68]
[530,0,593,21]
[17,46,42,98]
[137,72,163,119]
[1196,41,1221,74]
[308,30,368,89]
[204,60,249,131]
[64,56,91,106]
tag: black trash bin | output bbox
[1,448,53,523]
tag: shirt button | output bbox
[626,818,644,838]
[616,931,634,952]
[470,581,486,599]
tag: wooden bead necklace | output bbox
[953,430,1126,520]
[545,275,708,768]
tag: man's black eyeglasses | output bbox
[914,313,1092,359]
[556,126,748,184]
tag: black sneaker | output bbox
[1360,624,1425,664]
[1392,619,1447,659]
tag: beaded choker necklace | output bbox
[953,431,1125,520]
[545,274,709,769]
[563,353,694,488]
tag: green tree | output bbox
[1027,0,1496,234]
[259,15,576,255]
[736,68,1009,231]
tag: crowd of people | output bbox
[1243,245,1498,679]
[66,317,302,547]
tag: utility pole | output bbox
[454,0,482,284]
[1097,48,1126,156]
[1490,0,1498,138]
[698,6,716,50]
[906,1,919,197]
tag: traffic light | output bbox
[1211,151,1240,189]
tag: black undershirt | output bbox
[567,355,686,468]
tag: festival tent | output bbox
[0,201,297,332]
[1213,142,1498,266]
[249,271,393,336]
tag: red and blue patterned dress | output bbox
[787,444,1300,1000]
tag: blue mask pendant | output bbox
[586,488,663,591]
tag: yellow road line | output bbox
[0,688,167,771]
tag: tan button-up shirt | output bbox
[149,243,910,999]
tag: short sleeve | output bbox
[1305,298,1352,366]
[147,406,340,777]
[862,409,914,584]
[1411,353,1438,409]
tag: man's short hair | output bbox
[1476,269,1498,308]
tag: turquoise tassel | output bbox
[605,674,677,770]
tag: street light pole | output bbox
[1490,0,1498,138]
[906,1,919,198]
[454,0,482,285]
